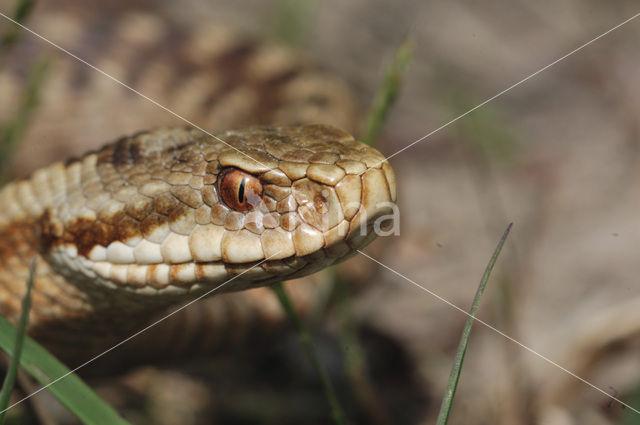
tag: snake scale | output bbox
[0,9,397,365]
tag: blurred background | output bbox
[1,0,640,424]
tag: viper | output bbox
[0,10,396,364]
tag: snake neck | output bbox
[0,175,179,350]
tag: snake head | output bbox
[40,125,396,299]
[213,124,397,271]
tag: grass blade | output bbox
[436,223,513,425]
[0,293,132,424]
[271,0,315,47]
[0,258,36,424]
[0,0,37,54]
[272,282,349,425]
[0,57,50,181]
[361,37,413,147]
[334,274,392,425]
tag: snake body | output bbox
[0,124,396,361]
[0,10,396,363]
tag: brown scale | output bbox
[0,10,394,366]
[0,124,395,365]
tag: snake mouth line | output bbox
[0,124,397,343]
[48,222,381,298]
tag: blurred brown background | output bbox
[2,1,640,424]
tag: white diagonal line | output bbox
[356,249,640,414]
[0,11,271,169]
[0,252,281,415]
[2,4,638,416]
[379,11,640,165]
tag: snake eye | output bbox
[218,168,263,212]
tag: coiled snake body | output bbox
[0,12,396,364]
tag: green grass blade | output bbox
[618,381,640,424]
[270,0,315,47]
[0,0,37,52]
[361,37,413,147]
[272,282,349,425]
[334,273,392,425]
[0,258,36,424]
[436,223,513,425]
[0,57,50,181]
[0,302,131,424]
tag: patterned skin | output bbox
[0,11,396,364]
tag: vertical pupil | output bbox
[238,178,246,203]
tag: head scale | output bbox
[42,125,397,301]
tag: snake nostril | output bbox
[293,179,344,231]
[313,191,329,214]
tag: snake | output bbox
[0,10,397,364]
